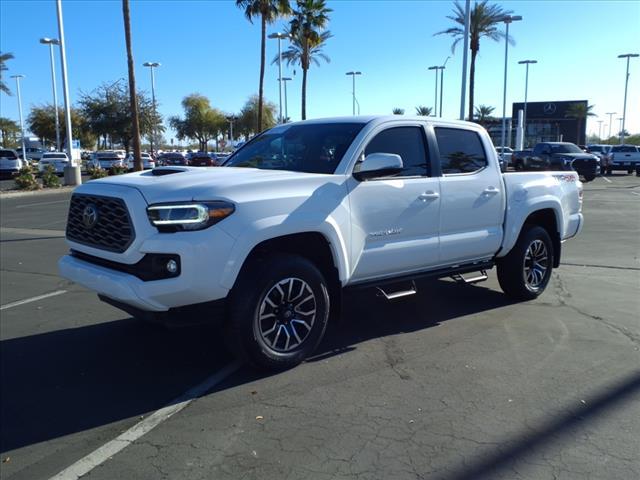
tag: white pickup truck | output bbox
[60,116,583,369]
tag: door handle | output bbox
[418,191,440,201]
[483,187,500,195]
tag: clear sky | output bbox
[1,0,639,142]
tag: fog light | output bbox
[166,259,178,274]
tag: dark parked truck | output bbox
[527,142,600,181]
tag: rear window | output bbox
[612,146,638,152]
[43,153,67,159]
[0,150,18,159]
[434,128,488,174]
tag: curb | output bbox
[0,186,77,198]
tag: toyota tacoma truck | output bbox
[59,117,584,369]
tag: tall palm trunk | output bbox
[122,0,142,171]
[301,66,308,120]
[257,15,266,133]
[468,48,478,122]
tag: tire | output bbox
[497,225,553,301]
[607,167,613,175]
[583,174,595,182]
[226,254,330,370]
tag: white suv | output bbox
[0,149,27,177]
[39,152,70,175]
[126,152,156,170]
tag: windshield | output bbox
[224,122,365,174]
[550,144,583,154]
[588,146,604,153]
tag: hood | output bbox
[87,166,334,204]
[551,153,597,160]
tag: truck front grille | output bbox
[66,194,135,253]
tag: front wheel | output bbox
[583,174,596,182]
[497,225,553,301]
[226,254,330,370]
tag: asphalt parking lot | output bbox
[1,175,638,480]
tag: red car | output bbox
[189,152,218,167]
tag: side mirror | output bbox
[353,153,403,181]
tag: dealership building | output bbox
[485,100,589,149]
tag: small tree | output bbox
[415,106,433,116]
[565,103,595,145]
[392,108,405,115]
[474,104,495,124]
[169,94,226,151]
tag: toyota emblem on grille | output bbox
[82,204,99,229]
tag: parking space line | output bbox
[0,227,65,237]
[14,199,71,209]
[601,176,612,184]
[0,290,68,310]
[49,361,241,480]
[631,191,640,197]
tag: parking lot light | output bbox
[143,62,161,155]
[10,75,27,163]
[518,59,537,146]
[499,15,522,155]
[281,77,292,121]
[617,53,639,144]
[39,38,62,151]
[268,32,290,123]
[428,66,439,116]
[345,71,362,116]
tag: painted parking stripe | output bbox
[601,176,612,183]
[0,227,65,237]
[0,290,68,311]
[49,361,241,480]
[15,199,70,209]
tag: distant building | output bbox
[512,100,588,147]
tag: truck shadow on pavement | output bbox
[3,277,636,475]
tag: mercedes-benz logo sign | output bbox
[82,204,99,229]
[543,103,556,115]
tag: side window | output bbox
[364,127,429,177]
[434,127,488,174]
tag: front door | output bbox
[347,124,441,282]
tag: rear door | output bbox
[434,126,505,264]
[347,123,441,282]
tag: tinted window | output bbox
[435,128,488,174]
[43,153,67,159]
[0,150,18,159]
[550,144,583,154]
[364,127,429,177]
[225,123,364,174]
[612,146,638,152]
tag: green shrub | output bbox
[88,165,108,179]
[109,164,128,176]
[42,164,61,188]
[14,165,40,190]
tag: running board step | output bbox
[376,281,417,300]
[451,270,488,284]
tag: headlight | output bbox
[147,201,235,232]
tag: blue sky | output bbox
[1,0,639,142]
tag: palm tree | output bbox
[565,103,595,145]
[392,108,405,115]
[474,104,495,124]
[436,1,513,121]
[280,29,331,120]
[236,0,291,132]
[122,0,142,171]
[415,106,433,116]
[0,52,14,95]
[287,0,332,120]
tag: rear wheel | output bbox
[497,225,553,301]
[583,174,596,182]
[226,254,330,370]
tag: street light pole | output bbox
[268,32,289,123]
[618,53,639,144]
[143,62,160,155]
[55,0,80,185]
[605,112,616,139]
[281,77,292,121]
[428,66,438,116]
[518,59,537,147]
[500,15,522,154]
[459,0,471,120]
[345,71,362,115]
[597,120,603,140]
[40,38,61,151]
[11,75,27,163]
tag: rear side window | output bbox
[364,126,430,177]
[0,150,18,159]
[435,128,488,174]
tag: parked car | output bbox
[607,145,640,175]
[526,142,600,181]
[24,147,46,161]
[160,152,188,166]
[126,152,156,170]
[586,144,612,173]
[39,152,70,175]
[495,146,513,172]
[189,152,218,167]
[60,115,584,370]
[510,149,533,171]
[0,148,26,178]
[90,150,126,170]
